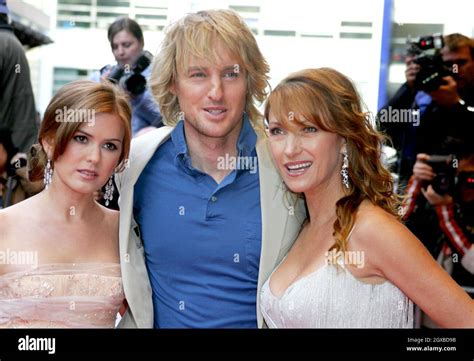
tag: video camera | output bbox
[107,50,153,96]
[407,34,452,92]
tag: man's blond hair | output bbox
[149,9,270,127]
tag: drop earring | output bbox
[341,148,350,189]
[104,175,114,206]
[44,159,53,189]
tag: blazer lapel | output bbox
[256,137,287,282]
[119,126,173,271]
[255,136,306,327]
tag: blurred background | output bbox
[9,0,474,117]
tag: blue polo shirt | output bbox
[133,115,262,328]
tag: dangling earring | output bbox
[104,175,114,206]
[44,159,53,189]
[341,148,350,189]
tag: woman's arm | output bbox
[356,209,474,327]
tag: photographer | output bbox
[0,127,42,208]
[402,140,474,303]
[92,17,162,136]
[378,33,474,188]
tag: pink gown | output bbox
[0,263,124,328]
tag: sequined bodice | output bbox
[261,262,413,328]
[0,263,124,328]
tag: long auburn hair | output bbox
[264,68,400,254]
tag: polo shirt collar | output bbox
[171,113,257,172]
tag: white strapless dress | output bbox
[261,260,413,328]
[0,263,124,328]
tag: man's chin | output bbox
[190,119,242,140]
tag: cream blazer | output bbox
[116,126,306,328]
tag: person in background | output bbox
[402,138,474,303]
[92,17,162,136]
[378,33,474,188]
[0,0,38,153]
[0,127,42,208]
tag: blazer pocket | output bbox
[130,217,144,250]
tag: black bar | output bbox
[0,329,473,358]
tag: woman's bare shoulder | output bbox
[354,200,400,233]
[0,202,25,245]
[0,196,42,243]
[351,200,425,270]
[349,200,410,257]
[0,199,31,231]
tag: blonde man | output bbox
[116,9,305,328]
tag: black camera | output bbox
[425,154,455,195]
[407,34,452,92]
[107,50,153,96]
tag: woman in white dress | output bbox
[0,80,131,327]
[260,68,474,328]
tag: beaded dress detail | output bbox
[0,263,124,328]
[260,259,413,328]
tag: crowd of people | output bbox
[0,4,473,329]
